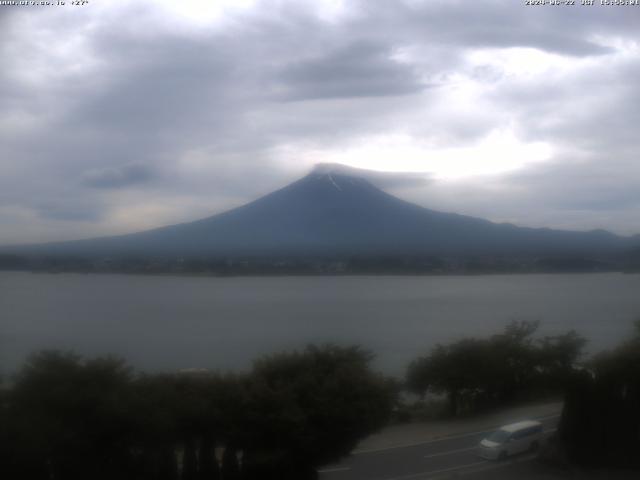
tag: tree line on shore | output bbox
[0,346,394,480]
[406,320,640,468]
[406,320,586,416]
[0,252,631,275]
[1,321,638,478]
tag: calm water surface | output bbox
[1,272,639,376]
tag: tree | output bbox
[488,320,540,401]
[221,445,241,480]
[536,330,587,392]
[406,321,586,416]
[560,320,640,467]
[407,339,500,415]
[131,370,245,480]
[6,351,136,480]
[241,345,395,479]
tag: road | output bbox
[318,413,560,480]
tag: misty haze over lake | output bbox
[2,272,639,376]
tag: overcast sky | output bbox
[1,0,639,244]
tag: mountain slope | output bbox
[4,166,636,258]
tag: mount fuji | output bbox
[3,164,636,259]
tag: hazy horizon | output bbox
[3,163,639,248]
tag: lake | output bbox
[1,272,639,377]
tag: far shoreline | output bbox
[1,268,637,279]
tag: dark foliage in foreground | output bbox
[560,320,640,468]
[0,346,394,480]
[406,321,586,416]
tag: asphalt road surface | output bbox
[318,413,560,480]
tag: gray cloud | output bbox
[34,198,105,222]
[82,164,156,189]
[276,41,425,100]
[361,1,631,57]
[314,163,432,189]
